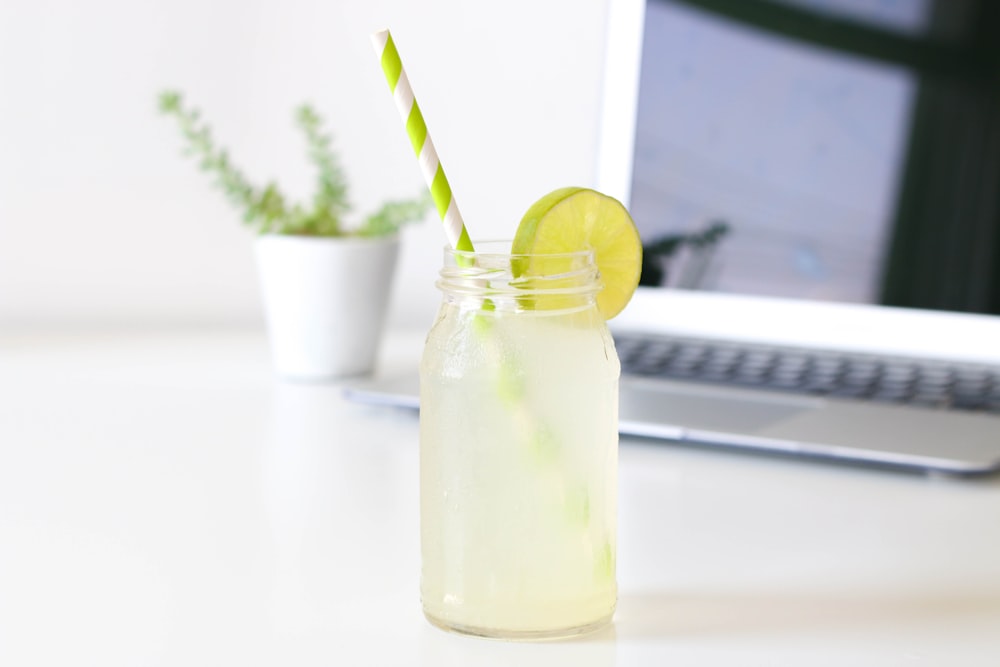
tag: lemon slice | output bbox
[512,187,642,319]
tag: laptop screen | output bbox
[605,0,995,317]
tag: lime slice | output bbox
[512,187,642,319]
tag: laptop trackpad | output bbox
[619,377,822,434]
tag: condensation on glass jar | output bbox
[419,240,620,640]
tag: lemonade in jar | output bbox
[419,189,642,639]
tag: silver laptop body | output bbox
[592,0,1000,474]
[608,289,1000,475]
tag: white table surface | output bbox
[2,329,999,666]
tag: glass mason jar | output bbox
[419,241,620,639]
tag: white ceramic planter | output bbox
[254,234,399,380]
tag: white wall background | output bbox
[0,0,613,332]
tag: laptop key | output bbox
[883,363,918,381]
[812,356,846,374]
[843,364,881,386]
[675,342,708,358]
[914,374,953,395]
[628,347,674,370]
[872,383,912,403]
[918,366,954,385]
[664,360,702,377]
[733,367,771,386]
[741,348,778,369]
[700,366,735,381]
[630,361,668,375]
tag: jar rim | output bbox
[437,239,602,309]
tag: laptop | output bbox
[346,0,1000,475]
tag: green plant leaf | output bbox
[158,90,429,239]
[358,192,433,237]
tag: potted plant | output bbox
[158,91,430,379]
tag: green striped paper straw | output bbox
[371,29,474,253]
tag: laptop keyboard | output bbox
[614,333,1000,415]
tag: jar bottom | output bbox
[423,609,614,641]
